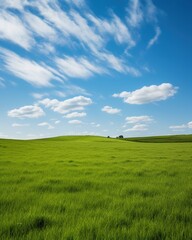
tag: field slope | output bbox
[0,135,192,239]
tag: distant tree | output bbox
[119,135,124,139]
[107,136,110,138]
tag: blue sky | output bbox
[0,0,192,139]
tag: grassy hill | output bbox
[0,135,192,239]
[123,134,192,143]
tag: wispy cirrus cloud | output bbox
[147,27,161,48]
[24,12,57,41]
[12,123,30,127]
[146,0,158,22]
[55,56,104,79]
[88,13,135,47]
[0,77,5,87]
[113,83,178,104]
[38,122,54,129]
[65,0,86,8]
[0,48,63,87]
[127,0,143,28]
[169,121,192,131]
[125,115,153,123]
[0,11,33,50]
[124,124,148,132]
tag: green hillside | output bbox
[0,136,192,239]
[123,134,192,143]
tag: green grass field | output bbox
[0,135,192,240]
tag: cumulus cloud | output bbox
[102,106,121,114]
[40,96,92,114]
[8,105,45,119]
[38,122,54,129]
[0,48,62,87]
[68,119,82,124]
[188,122,192,128]
[64,112,87,118]
[126,115,153,123]
[147,27,161,48]
[0,11,33,50]
[124,124,148,132]
[113,83,178,104]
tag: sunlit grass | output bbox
[0,136,192,239]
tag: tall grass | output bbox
[0,136,192,239]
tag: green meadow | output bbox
[0,135,192,240]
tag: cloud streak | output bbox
[147,27,161,48]
[0,11,33,50]
[0,48,62,87]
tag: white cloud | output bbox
[64,112,87,118]
[68,119,82,124]
[169,121,192,131]
[146,0,158,22]
[0,77,5,87]
[38,122,54,129]
[126,115,153,123]
[113,83,178,104]
[127,0,143,28]
[0,0,25,10]
[147,27,161,48]
[169,124,187,130]
[188,122,192,128]
[111,14,135,46]
[94,51,140,76]
[102,106,121,114]
[8,105,45,119]
[124,124,148,132]
[12,123,30,127]
[40,96,92,114]
[0,48,62,87]
[55,91,67,98]
[31,93,49,99]
[88,12,135,47]
[55,56,104,79]
[0,11,33,50]
[54,120,60,124]
[64,84,91,96]
[91,122,100,128]
[24,12,57,41]
[33,2,103,52]
[65,0,86,8]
